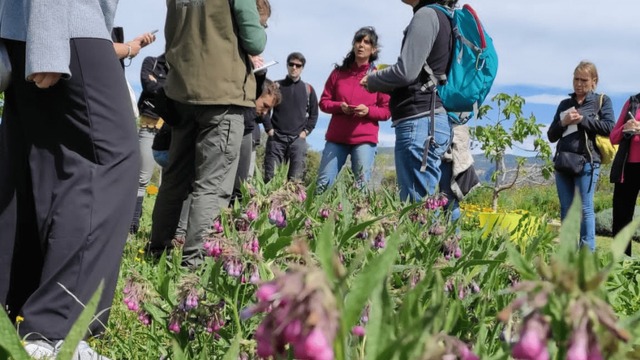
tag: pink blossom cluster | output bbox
[268,206,287,228]
[442,235,462,260]
[245,201,259,221]
[511,312,550,360]
[242,268,339,360]
[424,193,449,210]
[372,232,385,249]
[212,218,224,233]
[122,277,152,326]
[319,208,331,219]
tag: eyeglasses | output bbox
[288,62,303,69]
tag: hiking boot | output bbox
[24,340,59,359]
[71,340,111,360]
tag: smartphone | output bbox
[150,29,159,35]
[348,105,358,109]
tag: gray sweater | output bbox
[0,0,117,79]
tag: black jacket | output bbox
[137,55,169,119]
[263,77,318,136]
[547,92,615,164]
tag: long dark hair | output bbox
[415,0,458,10]
[336,27,379,72]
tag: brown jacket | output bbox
[164,0,266,106]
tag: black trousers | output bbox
[612,162,640,256]
[263,132,307,183]
[0,39,138,339]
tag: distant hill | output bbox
[375,146,548,184]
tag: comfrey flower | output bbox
[242,266,339,360]
[511,312,550,360]
[245,201,259,221]
[213,218,224,233]
[268,206,287,228]
[319,208,331,219]
[122,276,148,313]
[372,232,385,249]
[177,275,201,311]
[424,193,448,210]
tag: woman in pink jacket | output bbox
[610,93,640,256]
[316,27,391,193]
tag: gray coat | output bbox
[0,0,117,79]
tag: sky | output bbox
[114,0,640,154]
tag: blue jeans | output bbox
[316,141,377,192]
[153,150,169,168]
[555,162,600,251]
[395,113,452,202]
[439,160,460,222]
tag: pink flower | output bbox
[512,313,549,360]
[168,320,181,334]
[293,328,333,360]
[351,325,365,337]
[256,283,278,302]
[567,321,589,360]
[282,319,303,343]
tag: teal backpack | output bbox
[424,4,498,124]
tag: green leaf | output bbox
[556,190,582,260]
[364,283,387,359]
[263,235,293,260]
[222,334,241,360]
[343,231,402,330]
[172,340,186,360]
[0,309,30,360]
[611,217,640,262]
[56,282,104,360]
[316,219,337,283]
[506,243,537,280]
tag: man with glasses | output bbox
[263,52,319,182]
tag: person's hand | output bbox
[250,55,264,69]
[126,40,143,58]
[268,129,274,137]
[133,32,156,48]
[623,119,640,133]
[28,72,62,88]
[353,104,369,117]
[360,75,369,90]
[340,102,354,115]
[561,108,582,126]
[299,130,307,139]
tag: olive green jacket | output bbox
[165,0,266,106]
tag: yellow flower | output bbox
[146,185,159,195]
[16,316,24,324]
[138,249,145,254]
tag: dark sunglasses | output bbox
[288,62,303,69]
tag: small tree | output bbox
[471,93,553,211]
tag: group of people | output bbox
[3,0,636,358]
[548,60,640,256]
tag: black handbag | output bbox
[553,151,585,175]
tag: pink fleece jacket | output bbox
[610,99,640,163]
[319,63,391,145]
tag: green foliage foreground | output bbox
[2,169,640,360]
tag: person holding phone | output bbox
[315,27,390,193]
[610,93,640,256]
[547,61,615,252]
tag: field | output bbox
[2,168,640,360]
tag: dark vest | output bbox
[389,8,452,121]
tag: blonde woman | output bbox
[547,61,615,251]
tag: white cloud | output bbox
[523,94,568,106]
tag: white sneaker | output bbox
[72,341,111,360]
[24,340,56,359]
